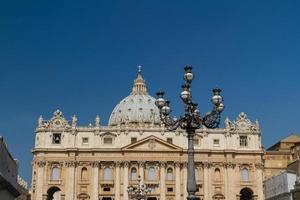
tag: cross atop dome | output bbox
[132,65,148,95]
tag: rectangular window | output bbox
[103,187,111,192]
[82,137,89,145]
[213,139,220,146]
[240,136,248,147]
[193,138,199,146]
[131,137,137,144]
[52,133,61,144]
[167,187,173,192]
[167,138,173,144]
[103,137,113,144]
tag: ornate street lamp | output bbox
[155,65,224,200]
[127,176,152,200]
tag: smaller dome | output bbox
[108,66,161,126]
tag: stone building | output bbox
[264,134,300,180]
[31,68,264,200]
[0,136,20,200]
[264,171,297,200]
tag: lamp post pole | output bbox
[155,65,224,200]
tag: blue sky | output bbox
[0,1,300,183]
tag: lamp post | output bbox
[155,65,224,200]
[127,176,152,200]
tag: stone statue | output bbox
[95,115,100,127]
[38,115,43,127]
[71,115,77,128]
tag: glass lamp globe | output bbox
[212,95,222,105]
[216,103,224,112]
[161,105,171,115]
[155,98,165,108]
[180,90,190,101]
[184,72,194,82]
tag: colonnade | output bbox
[34,160,264,200]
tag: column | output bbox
[115,161,121,200]
[123,161,129,200]
[160,162,166,200]
[92,162,99,200]
[35,161,46,200]
[138,161,145,185]
[255,163,264,200]
[175,162,181,200]
[183,162,188,200]
[227,163,236,200]
[203,162,210,200]
[65,161,76,200]
[224,164,228,200]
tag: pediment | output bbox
[121,135,183,152]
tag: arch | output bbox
[213,193,225,200]
[103,167,112,180]
[240,187,254,200]
[214,168,221,182]
[241,168,249,182]
[130,167,137,180]
[166,167,173,181]
[81,167,88,180]
[47,186,61,200]
[148,167,156,180]
[51,167,60,181]
[77,193,90,200]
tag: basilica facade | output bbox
[31,68,264,200]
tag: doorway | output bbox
[46,187,61,200]
[240,187,254,200]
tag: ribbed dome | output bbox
[108,66,161,126]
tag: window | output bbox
[214,168,221,182]
[167,138,173,144]
[193,138,199,146]
[103,167,112,180]
[81,167,88,180]
[103,187,111,192]
[167,168,173,180]
[131,137,137,144]
[148,167,156,180]
[51,167,60,180]
[241,168,249,181]
[103,137,113,144]
[167,187,173,192]
[52,133,61,144]
[131,168,137,180]
[240,136,248,147]
[213,139,220,146]
[82,137,89,145]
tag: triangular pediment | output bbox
[121,135,183,152]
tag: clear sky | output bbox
[1,0,300,183]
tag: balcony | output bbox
[100,179,114,186]
[144,179,159,187]
[48,179,62,185]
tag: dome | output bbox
[108,66,161,126]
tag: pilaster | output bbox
[160,161,166,200]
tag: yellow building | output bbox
[264,134,300,180]
[31,68,264,200]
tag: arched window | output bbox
[214,168,221,182]
[148,167,156,180]
[241,168,249,182]
[103,167,112,180]
[167,168,173,181]
[51,167,60,181]
[81,167,88,180]
[131,167,137,180]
